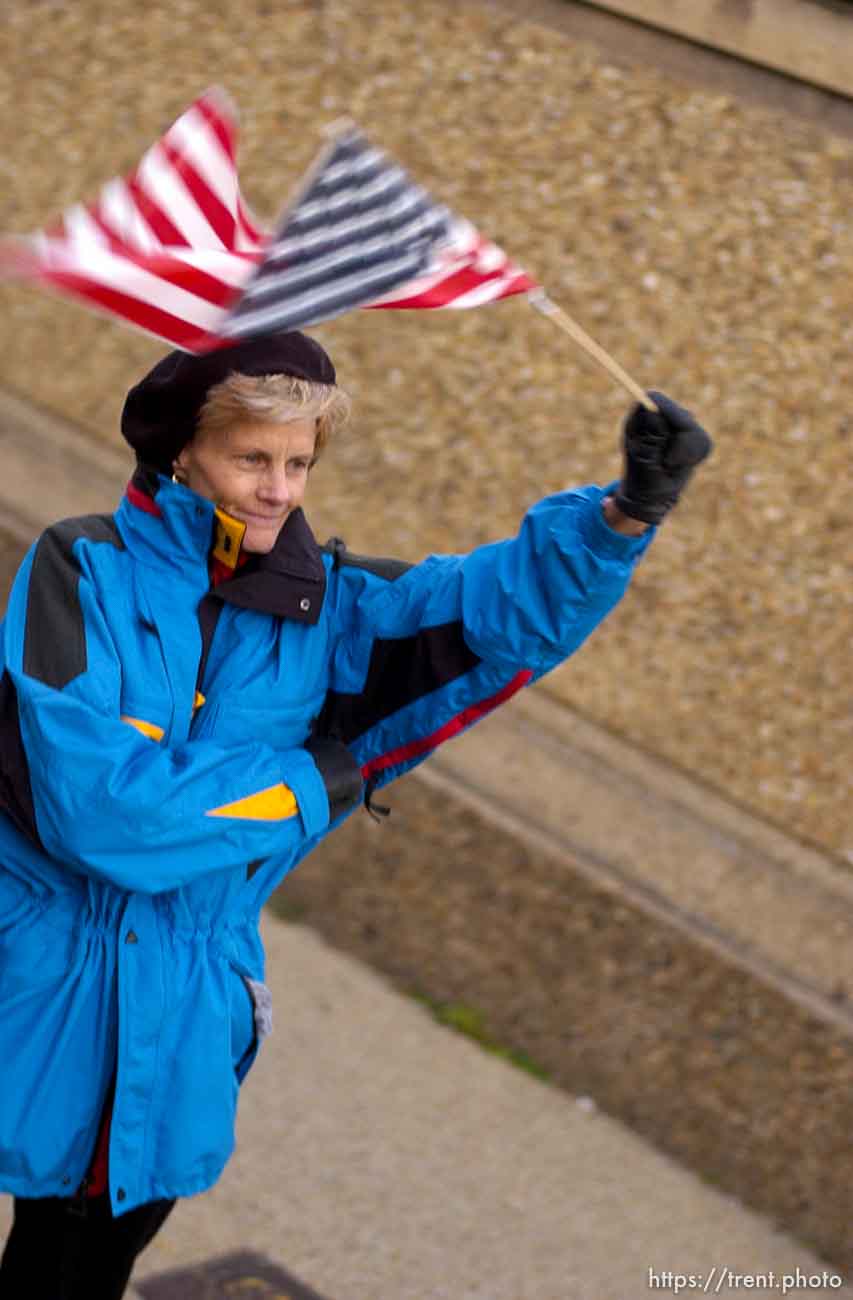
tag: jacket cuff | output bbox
[581,482,657,561]
[281,749,331,836]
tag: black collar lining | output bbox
[209,508,326,624]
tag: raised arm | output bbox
[318,392,712,795]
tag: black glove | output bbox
[305,735,363,821]
[614,391,713,526]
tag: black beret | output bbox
[121,331,336,474]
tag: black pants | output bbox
[0,1191,176,1299]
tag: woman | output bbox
[0,330,711,1297]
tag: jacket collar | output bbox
[118,465,326,625]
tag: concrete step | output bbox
[424,685,853,1038]
[579,0,853,100]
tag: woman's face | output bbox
[174,416,317,553]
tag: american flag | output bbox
[0,90,537,353]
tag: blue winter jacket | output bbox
[0,464,653,1214]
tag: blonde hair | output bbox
[195,371,350,460]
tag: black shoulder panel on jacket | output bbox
[323,537,412,584]
[314,621,481,746]
[23,515,123,690]
[0,669,43,849]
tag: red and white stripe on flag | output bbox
[0,91,537,352]
[0,88,264,352]
[366,215,535,309]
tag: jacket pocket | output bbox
[229,966,260,1084]
[119,695,170,744]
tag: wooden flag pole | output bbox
[528,289,656,412]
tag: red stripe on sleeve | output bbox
[360,668,533,781]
